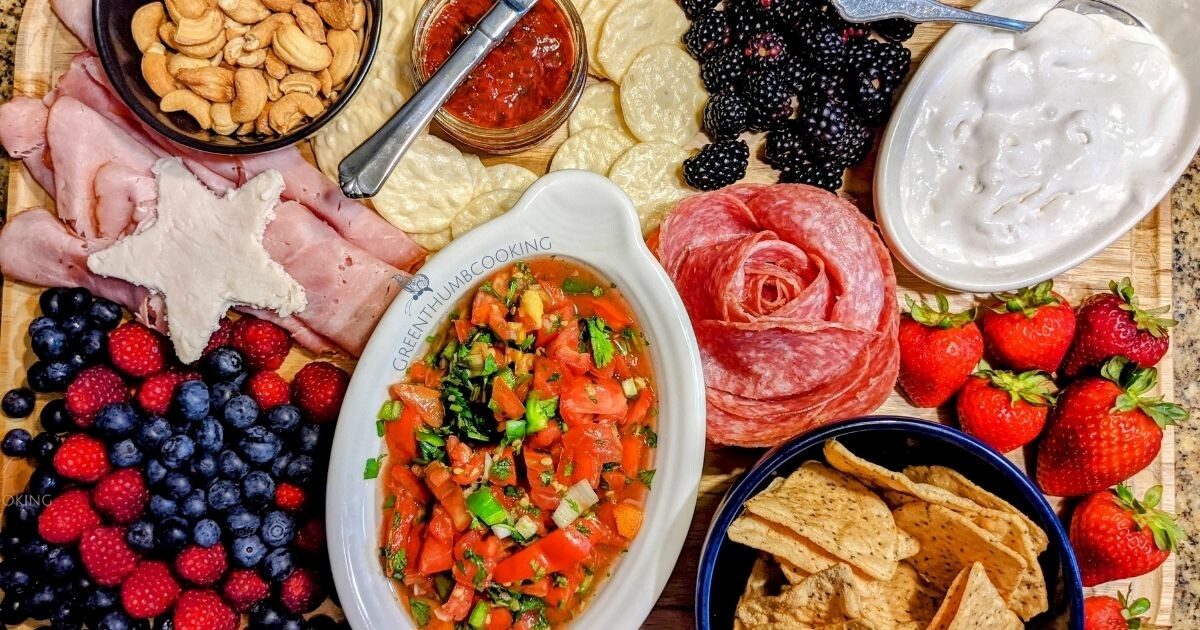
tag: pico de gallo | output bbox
[373,258,658,629]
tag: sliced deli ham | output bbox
[657,184,899,447]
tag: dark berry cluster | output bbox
[682,0,915,191]
[0,288,349,630]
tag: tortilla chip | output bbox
[974,511,1048,620]
[891,502,1027,601]
[904,465,1049,553]
[779,560,810,584]
[745,462,904,581]
[736,564,863,628]
[729,514,843,576]
[814,622,879,629]
[855,562,942,629]
[927,563,1023,630]
[823,441,985,514]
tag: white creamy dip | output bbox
[901,8,1188,270]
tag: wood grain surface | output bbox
[0,0,1178,626]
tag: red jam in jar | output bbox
[421,0,576,129]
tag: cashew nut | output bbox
[266,74,282,100]
[314,0,353,30]
[237,49,268,66]
[161,89,214,130]
[292,3,327,43]
[243,13,291,51]
[232,67,270,123]
[167,52,212,75]
[174,8,225,45]
[351,0,366,31]
[255,102,272,135]
[317,67,335,98]
[268,92,325,134]
[211,103,240,135]
[224,18,251,36]
[176,66,236,102]
[219,0,272,24]
[263,49,289,79]
[141,44,179,97]
[272,22,332,72]
[326,28,357,87]
[132,3,166,53]
[237,121,256,135]
[261,0,300,10]
[174,30,227,58]
[223,35,247,63]
[280,71,320,95]
[166,0,211,21]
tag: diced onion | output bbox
[514,515,538,540]
[491,523,514,539]
[621,378,638,398]
[552,480,600,529]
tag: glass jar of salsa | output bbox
[412,0,587,153]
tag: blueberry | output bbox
[38,288,70,319]
[18,538,51,563]
[137,417,173,450]
[231,534,267,568]
[2,428,32,457]
[155,517,190,553]
[84,586,119,614]
[3,496,40,533]
[27,581,58,620]
[260,510,295,548]
[306,615,343,630]
[74,327,108,359]
[281,616,305,630]
[61,288,93,315]
[242,470,276,506]
[26,468,62,498]
[262,547,295,582]
[294,423,323,454]
[209,381,240,409]
[223,395,259,429]
[250,602,286,628]
[39,398,72,433]
[45,546,80,578]
[189,416,224,453]
[218,449,249,480]
[270,450,294,479]
[2,388,35,418]
[149,495,178,519]
[205,347,245,381]
[30,432,61,465]
[193,518,222,547]
[179,489,205,519]
[163,472,193,500]
[29,315,57,335]
[125,521,156,554]
[207,479,241,512]
[160,435,196,469]
[51,597,83,630]
[108,439,143,468]
[60,314,90,343]
[67,353,89,372]
[96,609,141,630]
[173,381,211,421]
[96,403,139,439]
[225,507,261,537]
[145,458,169,486]
[191,452,219,481]
[87,299,122,331]
[239,426,282,464]
[29,360,74,393]
[0,595,29,625]
[154,617,175,630]
[30,325,67,360]
[0,564,33,594]
[284,455,314,485]
[267,405,302,434]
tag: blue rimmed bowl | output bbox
[695,416,1083,630]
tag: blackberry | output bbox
[846,38,911,91]
[703,91,749,139]
[797,71,846,105]
[700,48,746,93]
[681,0,719,19]
[839,24,870,42]
[797,98,862,166]
[727,2,773,44]
[740,69,793,131]
[742,31,787,70]
[684,10,731,61]
[762,125,806,168]
[779,162,844,192]
[762,0,821,30]
[845,73,895,126]
[792,19,846,66]
[842,124,874,165]
[873,17,916,42]
[683,140,750,191]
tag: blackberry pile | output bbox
[681,0,914,192]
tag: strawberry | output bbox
[38,488,101,544]
[956,366,1055,454]
[79,526,139,586]
[897,294,984,408]
[66,364,129,426]
[173,589,238,630]
[275,482,307,511]
[222,569,270,612]
[109,321,168,378]
[1036,357,1187,496]
[92,468,149,524]
[295,518,325,553]
[279,567,324,613]
[203,317,236,356]
[1062,278,1174,377]
[175,544,229,586]
[137,370,200,416]
[248,370,291,409]
[292,361,350,423]
[54,433,112,483]
[1071,484,1182,587]
[1084,589,1151,630]
[980,280,1076,373]
[121,560,181,618]
[231,318,293,371]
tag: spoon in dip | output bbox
[828,0,1142,32]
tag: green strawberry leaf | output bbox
[1118,587,1151,628]
[906,293,975,329]
[981,368,1056,407]
[1102,357,1188,428]
[990,280,1060,317]
[1111,277,1177,338]
[1118,484,1183,552]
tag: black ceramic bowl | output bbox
[696,417,1084,630]
[93,0,381,154]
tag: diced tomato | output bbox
[532,357,567,398]
[489,447,518,487]
[548,320,592,375]
[560,377,628,426]
[490,377,525,421]
[545,564,585,610]
[558,422,622,488]
[601,469,628,492]
[385,405,421,464]
[418,534,453,576]
[526,421,562,450]
[586,296,632,329]
[610,352,634,381]
[446,436,486,485]
[390,383,445,428]
[403,521,426,585]
[575,516,611,546]
[471,291,505,326]
[620,433,643,479]
[624,389,654,427]
[485,606,514,630]
[453,531,504,589]
[388,464,432,505]
[542,282,568,309]
[383,497,421,579]
[492,526,592,584]
[594,501,619,538]
[454,319,472,343]
[487,308,513,341]
[425,462,471,531]
[518,575,550,598]
[434,584,474,622]
[523,448,560,512]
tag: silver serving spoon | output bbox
[828,0,1143,32]
[339,0,539,199]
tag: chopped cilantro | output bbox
[601,462,620,473]
[590,286,604,297]
[504,485,521,498]
[563,462,575,478]
[552,574,568,588]
[464,550,488,588]
[411,600,432,626]
[586,317,614,368]
[547,372,561,383]
[491,458,513,481]
[383,495,396,509]
[364,456,384,480]
[539,471,552,486]
[638,469,656,489]
[639,425,658,448]
[425,335,435,344]
[561,277,591,294]
[482,354,499,376]
[391,548,407,574]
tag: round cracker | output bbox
[580,0,621,79]
[311,77,407,181]
[596,0,689,82]
[464,153,489,196]
[620,44,707,145]
[550,127,637,174]
[484,163,539,193]
[568,81,628,135]
[608,142,692,234]
[409,229,451,252]
[450,189,523,238]
[372,134,477,234]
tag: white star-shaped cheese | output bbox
[89,158,307,363]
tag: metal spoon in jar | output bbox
[828,0,1143,32]
[339,0,539,199]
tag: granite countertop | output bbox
[1,0,1199,626]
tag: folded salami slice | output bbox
[657,184,899,447]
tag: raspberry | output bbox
[121,561,181,618]
[109,322,168,378]
[291,362,350,423]
[203,317,236,356]
[274,483,307,511]
[222,569,269,612]
[66,365,129,427]
[174,590,238,630]
[54,433,112,483]
[80,526,140,586]
[231,318,293,371]
[248,371,291,409]
[38,488,101,544]
[176,544,229,586]
[279,567,324,614]
[137,370,200,416]
[92,468,149,524]
[295,519,326,553]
